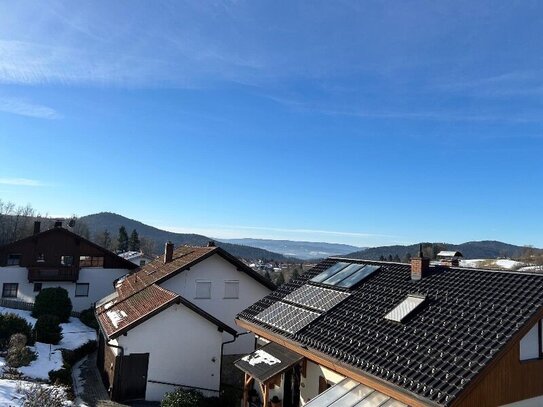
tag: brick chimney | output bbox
[411,244,430,280]
[164,241,174,264]
[33,221,41,235]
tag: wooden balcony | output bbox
[27,266,80,282]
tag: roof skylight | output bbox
[310,262,381,289]
[384,295,426,323]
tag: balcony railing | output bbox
[27,266,80,282]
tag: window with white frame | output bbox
[224,280,239,299]
[2,283,18,298]
[75,283,90,297]
[520,320,543,361]
[195,281,212,299]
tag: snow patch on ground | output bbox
[460,259,524,270]
[0,307,97,380]
[0,379,72,406]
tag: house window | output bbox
[520,320,543,361]
[195,281,211,299]
[224,280,239,299]
[139,260,146,266]
[7,254,21,266]
[37,253,45,262]
[33,283,42,292]
[2,283,18,298]
[75,283,90,297]
[79,256,104,267]
[61,255,74,266]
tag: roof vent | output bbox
[164,241,174,264]
[411,244,430,280]
[437,251,463,267]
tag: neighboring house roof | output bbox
[0,227,138,270]
[96,283,236,340]
[96,244,268,340]
[117,245,275,298]
[237,258,543,406]
[118,251,155,261]
[437,251,463,258]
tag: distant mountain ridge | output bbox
[219,238,363,260]
[345,240,538,260]
[80,212,291,261]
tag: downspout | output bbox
[219,330,244,397]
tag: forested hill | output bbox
[345,241,537,261]
[80,212,291,261]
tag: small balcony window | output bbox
[7,254,21,266]
[79,256,104,267]
[61,256,74,266]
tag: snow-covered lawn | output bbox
[460,258,525,270]
[0,379,71,406]
[0,307,97,380]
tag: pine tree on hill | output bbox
[98,229,112,250]
[264,271,272,281]
[129,229,140,251]
[275,272,285,286]
[117,226,129,253]
[290,268,300,281]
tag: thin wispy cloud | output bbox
[0,178,50,187]
[0,97,60,119]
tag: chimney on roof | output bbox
[54,220,62,228]
[207,241,215,247]
[164,241,174,264]
[411,244,430,280]
[33,221,41,235]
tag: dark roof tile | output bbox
[238,258,543,406]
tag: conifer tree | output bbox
[275,272,285,286]
[264,270,272,281]
[117,226,129,253]
[99,229,112,250]
[128,229,140,251]
[291,268,300,281]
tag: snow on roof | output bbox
[437,250,463,258]
[118,251,144,260]
[106,310,127,328]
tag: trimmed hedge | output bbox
[33,314,63,345]
[32,287,73,323]
[161,389,220,407]
[0,313,34,349]
[48,340,98,389]
[79,308,98,330]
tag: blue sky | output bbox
[0,1,542,247]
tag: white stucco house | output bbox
[0,222,137,312]
[95,241,275,403]
[117,251,155,267]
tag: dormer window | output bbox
[37,253,45,263]
[7,254,21,266]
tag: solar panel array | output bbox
[310,262,381,289]
[282,285,351,312]
[384,295,426,322]
[254,302,321,334]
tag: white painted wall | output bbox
[159,254,271,355]
[116,303,224,401]
[300,361,344,405]
[519,321,541,360]
[0,266,130,311]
